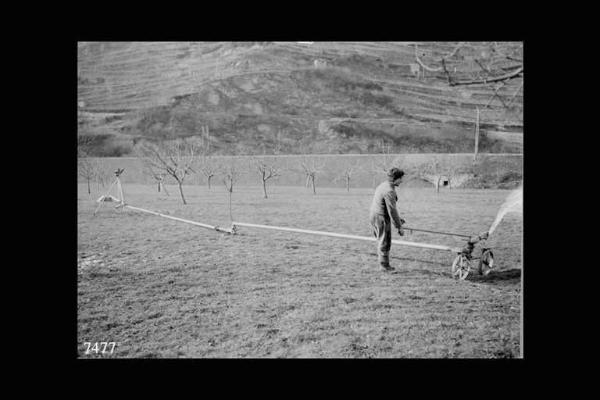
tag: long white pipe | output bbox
[122,205,461,252]
[232,221,462,253]
[124,205,234,234]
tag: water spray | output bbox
[488,185,523,236]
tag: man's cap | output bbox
[387,168,404,181]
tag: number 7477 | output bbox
[83,342,116,355]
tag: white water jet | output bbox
[488,185,523,236]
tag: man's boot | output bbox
[379,254,394,271]
[380,262,395,271]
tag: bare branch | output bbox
[449,67,523,86]
[413,42,523,92]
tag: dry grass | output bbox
[78,183,522,358]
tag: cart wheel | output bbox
[452,254,471,280]
[478,249,494,276]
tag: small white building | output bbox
[422,173,474,189]
[408,63,420,76]
[313,59,328,68]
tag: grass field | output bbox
[77,183,522,358]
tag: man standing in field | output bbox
[370,168,406,271]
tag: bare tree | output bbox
[252,156,281,198]
[299,155,324,195]
[136,137,204,204]
[78,155,97,196]
[95,164,113,192]
[156,174,170,195]
[141,162,170,195]
[222,160,240,221]
[335,159,361,192]
[419,157,442,193]
[198,155,218,190]
[77,135,97,195]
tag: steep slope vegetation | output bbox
[77,42,523,156]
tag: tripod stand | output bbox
[93,168,126,215]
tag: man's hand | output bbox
[397,227,404,236]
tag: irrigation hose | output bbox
[403,226,472,238]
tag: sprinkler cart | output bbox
[401,226,494,280]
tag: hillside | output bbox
[77,42,523,156]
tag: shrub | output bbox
[353,92,394,108]
[137,106,172,132]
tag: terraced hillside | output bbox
[77,42,523,156]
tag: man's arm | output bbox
[384,191,404,230]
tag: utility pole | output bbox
[474,107,480,163]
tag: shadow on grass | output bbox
[390,268,451,279]
[380,256,521,285]
[378,254,448,267]
[467,268,521,285]
[377,256,452,278]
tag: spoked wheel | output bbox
[452,254,471,280]
[478,249,495,276]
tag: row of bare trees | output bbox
[134,138,364,203]
[79,134,466,205]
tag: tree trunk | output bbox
[474,107,480,163]
[178,181,187,204]
[436,176,441,193]
[207,176,212,190]
[87,178,91,195]
[158,181,161,192]
[228,190,233,221]
[311,176,316,195]
[346,176,350,192]
[263,180,268,199]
